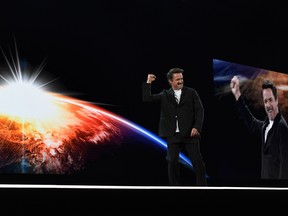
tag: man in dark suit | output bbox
[142,68,207,186]
[230,76,288,179]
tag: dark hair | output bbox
[261,79,277,100]
[166,68,184,80]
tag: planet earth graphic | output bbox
[0,44,195,185]
[0,83,193,184]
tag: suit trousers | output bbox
[166,134,207,186]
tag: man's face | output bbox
[263,88,279,120]
[169,73,183,90]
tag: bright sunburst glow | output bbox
[0,42,126,174]
[0,82,58,120]
[0,42,190,176]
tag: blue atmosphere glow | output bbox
[90,107,194,170]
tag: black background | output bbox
[1,0,288,208]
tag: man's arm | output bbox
[230,75,241,101]
[192,90,204,134]
[279,121,288,179]
[231,75,263,134]
[142,74,160,102]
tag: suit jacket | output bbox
[142,82,204,139]
[236,95,288,179]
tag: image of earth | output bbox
[0,83,192,185]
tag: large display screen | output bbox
[0,43,194,185]
[213,58,288,186]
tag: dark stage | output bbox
[1,0,288,208]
